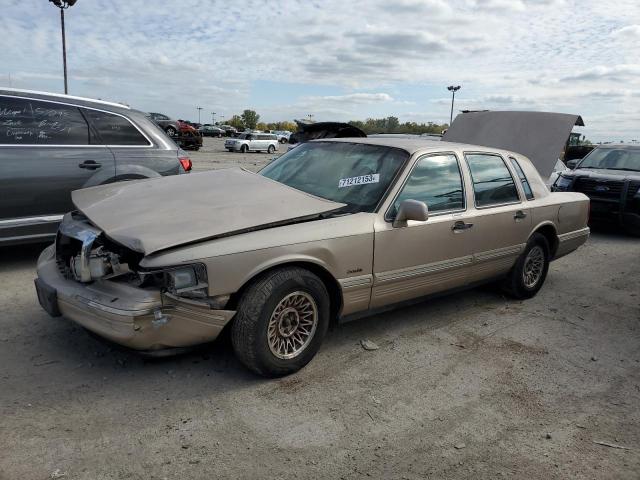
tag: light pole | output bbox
[49,0,78,94]
[447,85,461,125]
[211,112,216,124]
[196,107,203,124]
[307,114,314,122]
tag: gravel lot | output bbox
[1,138,639,479]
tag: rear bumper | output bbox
[554,227,590,259]
[35,245,235,352]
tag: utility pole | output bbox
[49,0,78,94]
[447,85,461,125]
[196,106,203,124]
[211,112,216,124]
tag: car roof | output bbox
[317,136,524,158]
[0,87,132,112]
[593,144,640,149]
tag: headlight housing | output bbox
[163,264,208,298]
[553,174,573,191]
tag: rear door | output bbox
[463,152,531,283]
[0,95,115,240]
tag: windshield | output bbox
[260,141,408,212]
[578,148,640,171]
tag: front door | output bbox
[371,153,476,308]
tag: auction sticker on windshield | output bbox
[338,174,380,188]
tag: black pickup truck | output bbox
[552,144,640,235]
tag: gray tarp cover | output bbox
[442,111,584,178]
[72,168,345,255]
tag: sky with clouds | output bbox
[1,0,639,141]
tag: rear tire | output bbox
[231,267,330,377]
[267,145,275,154]
[166,126,177,137]
[504,233,550,299]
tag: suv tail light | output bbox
[179,156,192,172]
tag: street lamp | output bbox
[49,0,78,94]
[211,111,216,124]
[196,106,203,124]
[447,85,461,125]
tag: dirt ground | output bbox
[1,138,639,479]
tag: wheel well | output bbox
[533,224,559,257]
[226,262,343,324]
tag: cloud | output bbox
[611,24,640,39]
[561,64,640,82]
[305,93,394,105]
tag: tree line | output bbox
[220,110,448,135]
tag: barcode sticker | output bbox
[338,174,380,188]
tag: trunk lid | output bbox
[442,111,584,178]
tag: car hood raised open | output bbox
[72,168,345,255]
[442,111,584,178]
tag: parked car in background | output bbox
[35,136,589,377]
[287,122,367,150]
[225,132,278,153]
[199,125,224,137]
[219,125,238,136]
[147,112,182,137]
[0,88,192,246]
[552,144,640,234]
[271,130,291,143]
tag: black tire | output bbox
[231,267,330,377]
[267,145,275,154]
[504,233,550,299]
[166,126,177,137]
[240,144,248,153]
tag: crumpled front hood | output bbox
[71,168,345,255]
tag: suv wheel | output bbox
[267,145,275,154]
[240,144,248,153]
[231,267,330,377]
[504,233,550,299]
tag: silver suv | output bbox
[0,88,191,246]
[225,132,279,153]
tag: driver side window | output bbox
[392,153,465,216]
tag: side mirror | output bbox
[566,159,578,169]
[393,199,429,228]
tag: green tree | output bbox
[228,115,244,129]
[241,109,260,130]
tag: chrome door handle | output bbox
[452,220,474,232]
[514,210,527,220]
[78,160,101,170]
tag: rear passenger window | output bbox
[509,157,534,200]
[83,109,149,146]
[465,153,520,207]
[0,96,89,145]
[392,153,465,215]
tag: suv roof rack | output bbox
[0,87,131,109]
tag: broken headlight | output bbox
[163,264,208,298]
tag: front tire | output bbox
[267,145,275,154]
[504,233,550,299]
[231,267,330,377]
[166,126,177,137]
[240,144,248,153]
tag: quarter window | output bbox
[465,153,520,207]
[0,96,89,145]
[392,153,465,216]
[83,109,149,146]
[509,157,534,200]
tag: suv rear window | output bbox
[0,96,89,145]
[83,109,149,146]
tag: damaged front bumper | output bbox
[35,244,236,353]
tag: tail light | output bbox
[179,156,192,172]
